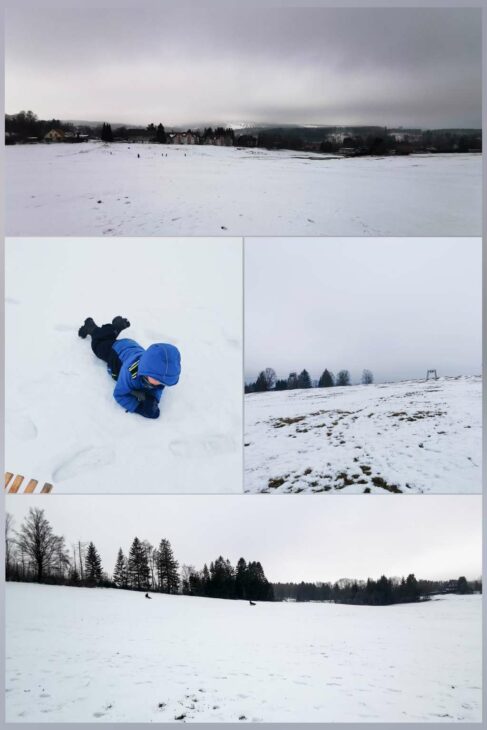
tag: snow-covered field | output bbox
[5,143,481,236]
[5,238,242,493]
[6,583,481,723]
[245,376,481,493]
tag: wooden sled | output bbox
[4,472,53,494]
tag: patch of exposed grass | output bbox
[371,476,402,493]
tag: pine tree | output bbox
[156,123,166,143]
[101,122,113,143]
[254,371,269,392]
[113,547,128,588]
[202,564,210,595]
[297,369,312,389]
[235,557,248,599]
[127,537,150,590]
[156,539,180,594]
[274,379,288,390]
[318,369,334,387]
[85,542,102,586]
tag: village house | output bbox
[44,128,65,142]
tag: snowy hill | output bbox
[5,143,481,236]
[245,376,481,493]
[6,583,481,723]
[6,238,242,493]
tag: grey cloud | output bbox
[5,7,481,127]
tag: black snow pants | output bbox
[90,324,123,380]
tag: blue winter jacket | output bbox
[110,338,181,414]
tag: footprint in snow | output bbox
[52,446,115,482]
[169,434,235,458]
[6,411,38,441]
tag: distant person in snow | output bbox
[145,593,152,599]
[78,316,181,419]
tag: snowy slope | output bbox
[5,143,481,237]
[245,377,481,493]
[5,238,242,493]
[6,583,481,723]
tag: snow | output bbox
[5,237,242,493]
[5,143,481,236]
[6,583,481,723]
[245,376,481,493]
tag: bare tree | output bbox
[5,513,14,577]
[361,369,374,385]
[336,369,351,386]
[263,368,277,390]
[16,507,63,582]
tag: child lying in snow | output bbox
[78,316,181,419]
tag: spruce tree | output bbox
[318,369,334,387]
[254,371,269,392]
[85,542,102,586]
[156,123,166,143]
[235,558,248,599]
[127,537,150,590]
[156,539,180,594]
[297,369,312,389]
[113,547,128,588]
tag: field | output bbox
[245,376,482,493]
[6,583,481,723]
[5,238,242,493]
[5,143,482,236]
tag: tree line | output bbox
[6,509,479,607]
[6,113,482,154]
[5,508,272,601]
[245,367,374,393]
[273,575,482,605]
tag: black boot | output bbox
[112,315,130,334]
[78,317,97,339]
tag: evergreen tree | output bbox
[156,123,167,143]
[235,557,248,599]
[254,371,269,392]
[85,542,102,586]
[274,379,288,391]
[318,369,334,387]
[405,573,420,601]
[209,556,235,598]
[113,547,128,588]
[456,576,472,595]
[336,369,351,386]
[297,369,312,389]
[156,539,180,594]
[127,537,150,590]
[101,122,113,142]
[202,564,210,595]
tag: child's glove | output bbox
[131,389,147,402]
[135,395,160,419]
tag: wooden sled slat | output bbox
[9,475,24,493]
[24,479,39,493]
[5,473,54,494]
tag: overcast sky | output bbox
[245,237,482,384]
[5,6,481,127]
[6,495,481,583]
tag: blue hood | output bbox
[138,343,181,386]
